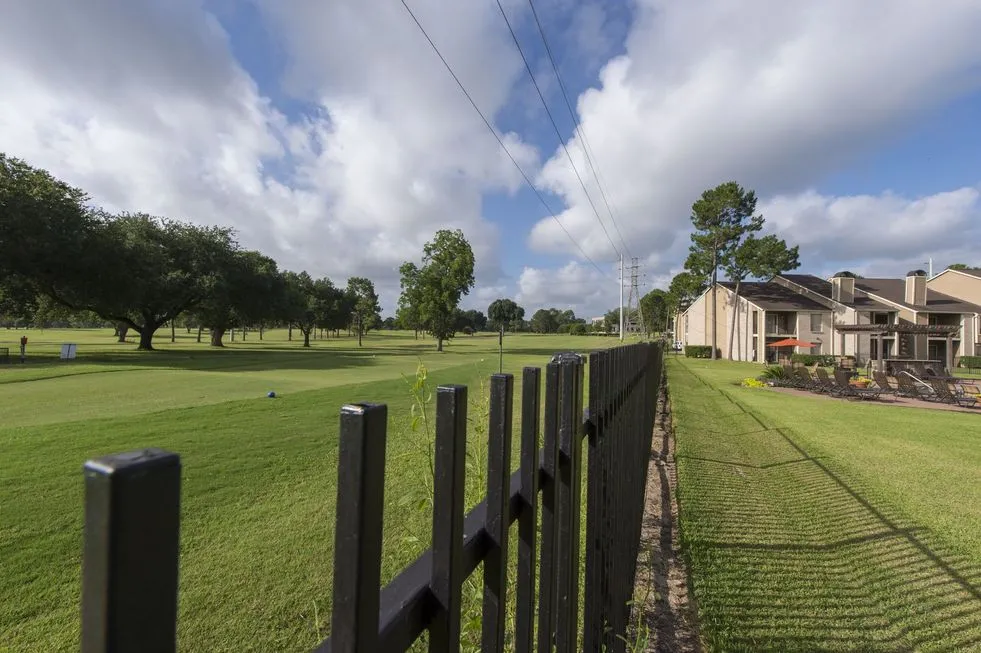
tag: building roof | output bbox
[855,278,981,314]
[778,274,891,311]
[719,281,829,311]
[948,267,981,279]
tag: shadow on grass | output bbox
[673,362,981,652]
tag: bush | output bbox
[790,354,835,366]
[684,345,718,358]
[741,377,767,388]
[759,365,787,380]
[569,323,588,336]
[960,356,981,369]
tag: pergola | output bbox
[832,323,961,373]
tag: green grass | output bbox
[670,357,981,652]
[0,328,619,652]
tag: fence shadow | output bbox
[673,363,981,652]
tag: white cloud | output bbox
[760,185,981,275]
[516,261,619,318]
[530,0,981,274]
[0,0,537,314]
[5,0,981,321]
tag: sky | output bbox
[2,0,981,320]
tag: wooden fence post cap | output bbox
[83,448,180,477]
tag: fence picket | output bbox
[81,448,181,653]
[537,361,562,652]
[481,374,514,652]
[429,385,468,652]
[555,354,585,653]
[330,404,388,653]
[514,367,541,653]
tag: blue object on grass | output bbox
[267,391,277,398]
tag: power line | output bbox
[398,0,609,278]
[494,0,621,260]
[526,0,632,258]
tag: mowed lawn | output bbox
[0,328,604,652]
[669,357,981,652]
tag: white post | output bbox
[618,252,625,342]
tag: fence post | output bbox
[429,385,468,652]
[537,363,561,652]
[81,448,181,653]
[482,374,514,652]
[553,352,585,653]
[515,367,541,653]
[583,350,607,652]
[330,403,388,653]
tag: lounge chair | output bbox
[896,372,936,401]
[872,371,897,395]
[834,369,881,401]
[793,367,823,393]
[814,368,842,395]
[929,379,978,408]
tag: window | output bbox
[872,312,891,325]
[810,313,823,333]
[752,311,758,335]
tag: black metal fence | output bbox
[78,342,663,653]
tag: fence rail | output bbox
[78,342,663,653]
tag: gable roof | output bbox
[947,268,981,280]
[719,281,829,311]
[778,274,891,311]
[855,278,981,314]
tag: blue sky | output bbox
[2,0,981,318]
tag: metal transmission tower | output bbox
[623,257,644,336]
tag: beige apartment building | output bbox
[679,269,981,365]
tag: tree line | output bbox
[2,153,491,350]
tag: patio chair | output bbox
[814,368,842,395]
[793,367,823,393]
[834,369,881,401]
[929,379,978,408]
[872,370,897,395]
[896,372,936,401]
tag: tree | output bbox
[454,309,487,333]
[405,229,476,351]
[40,213,236,350]
[948,263,977,271]
[639,289,671,336]
[282,271,341,348]
[685,182,763,359]
[603,308,621,334]
[723,234,800,359]
[194,250,281,347]
[667,271,707,313]
[487,298,525,332]
[347,277,381,347]
[529,308,560,334]
[396,262,425,338]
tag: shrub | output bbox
[759,365,787,380]
[569,323,588,336]
[684,345,718,358]
[790,353,835,366]
[960,356,981,369]
[741,377,767,388]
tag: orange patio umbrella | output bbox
[768,338,816,348]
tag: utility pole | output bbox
[623,257,643,337]
[618,253,624,341]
